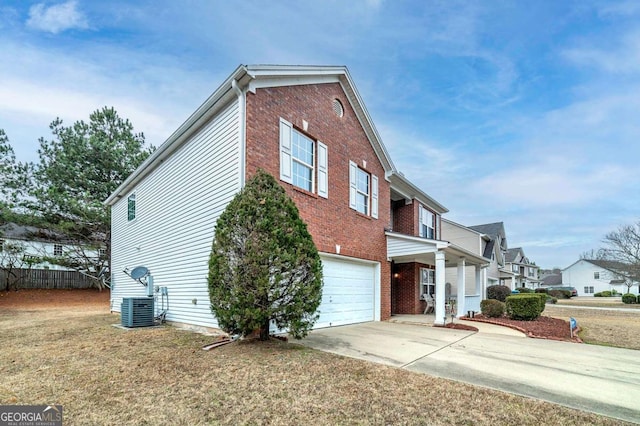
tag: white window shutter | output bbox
[418,205,424,237]
[371,174,378,219]
[435,215,440,239]
[349,161,357,210]
[317,141,328,198]
[279,118,293,184]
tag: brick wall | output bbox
[392,200,417,236]
[392,262,434,314]
[245,83,391,320]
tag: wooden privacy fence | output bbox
[0,268,95,291]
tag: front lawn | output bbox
[0,290,631,425]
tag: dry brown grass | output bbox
[0,291,633,425]
[544,304,640,350]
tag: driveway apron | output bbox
[299,321,640,424]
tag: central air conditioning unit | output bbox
[121,297,154,327]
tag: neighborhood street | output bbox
[299,321,640,424]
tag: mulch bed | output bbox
[464,314,582,343]
[438,322,479,332]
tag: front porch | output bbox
[387,231,489,326]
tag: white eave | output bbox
[389,172,448,214]
[386,231,489,267]
[104,64,396,206]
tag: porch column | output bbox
[457,257,466,318]
[475,265,482,297]
[434,251,446,326]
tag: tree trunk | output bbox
[259,318,270,341]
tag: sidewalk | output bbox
[388,314,526,337]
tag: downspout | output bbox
[231,79,246,188]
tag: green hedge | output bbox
[516,287,534,293]
[487,285,512,302]
[546,295,558,304]
[622,294,636,304]
[535,288,548,294]
[594,290,612,297]
[480,299,505,318]
[505,294,543,320]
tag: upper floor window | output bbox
[349,161,378,218]
[528,267,535,277]
[53,244,63,256]
[594,272,600,280]
[512,264,519,273]
[419,205,436,239]
[127,193,136,221]
[279,118,328,198]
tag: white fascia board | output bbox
[445,243,491,266]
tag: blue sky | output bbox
[1,0,639,269]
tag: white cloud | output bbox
[562,28,640,74]
[26,1,88,34]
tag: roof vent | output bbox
[332,99,344,117]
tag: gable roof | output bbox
[389,172,448,214]
[505,247,523,263]
[105,64,396,206]
[542,274,562,286]
[568,258,629,274]
[469,222,505,239]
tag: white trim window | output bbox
[53,244,63,256]
[279,118,328,197]
[421,268,435,296]
[512,264,519,273]
[127,193,136,221]
[349,161,378,218]
[419,205,435,239]
[594,272,600,280]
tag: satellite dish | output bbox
[130,266,149,280]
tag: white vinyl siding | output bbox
[110,98,242,328]
[348,161,378,218]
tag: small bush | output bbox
[622,294,636,304]
[487,285,512,302]
[548,289,570,299]
[611,289,620,295]
[546,295,558,304]
[481,299,505,318]
[535,288,548,294]
[594,290,612,297]
[637,295,640,303]
[516,287,534,293]
[505,295,542,320]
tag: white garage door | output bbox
[315,256,377,328]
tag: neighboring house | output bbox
[540,272,562,287]
[106,64,488,329]
[562,259,639,296]
[468,222,517,289]
[0,222,76,271]
[440,219,492,303]
[504,247,540,289]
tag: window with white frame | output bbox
[53,244,63,256]
[127,193,136,221]
[348,161,378,218]
[528,267,535,277]
[584,286,594,294]
[279,118,328,197]
[419,205,435,239]
[594,272,600,280]
[99,248,107,257]
[421,268,435,296]
[512,264,519,273]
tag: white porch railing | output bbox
[464,294,481,313]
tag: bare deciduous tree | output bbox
[599,221,640,294]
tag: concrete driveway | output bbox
[298,321,640,423]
